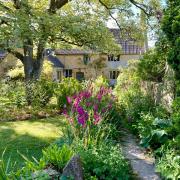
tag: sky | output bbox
[106,0,167,48]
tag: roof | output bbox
[55,49,92,55]
[110,29,144,54]
[55,29,144,55]
[46,55,64,68]
[0,50,7,59]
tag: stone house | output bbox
[46,29,144,85]
[0,29,144,84]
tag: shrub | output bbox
[114,61,155,132]
[28,79,55,107]
[42,144,73,172]
[74,141,130,179]
[7,61,24,80]
[171,97,180,136]
[137,49,166,83]
[55,78,82,109]
[7,144,73,178]
[156,148,180,179]
[140,117,172,149]
[92,75,109,89]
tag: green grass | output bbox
[0,116,66,169]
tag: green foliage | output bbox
[161,0,180,81]
[29,79,55,107]
[2,144,73,178]
[140,129,168,149]
[92,76,109,89]
[0,150,17,180]
[55,78,82,109]
[171,97,180,135]
[137,114,172,149]
[156,148,180,179]
[7,61,24,80]
[137,48,166,82]
[115,61,154,130]
[0,81,26,108]
[74,141,130,180]
[42,144,73,171]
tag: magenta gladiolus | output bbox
[94,112,101,125]
[62,109,67,115]
[102,108,107,113]
[94,104,98,111]
[77,111,89,126]
[77,106,85,115]
[86,102,92,107]
[108,103,113,109]
[97,94,102,102]
[72,94,77,99]
[66,96,72,104]
[73,98,80,108]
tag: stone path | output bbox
[121,130,161,180]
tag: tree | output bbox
[0,0,118,81]
[0,0,162,81]
[88,55,107,78]
[161,0,180,82]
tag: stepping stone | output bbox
[121,130,161,180]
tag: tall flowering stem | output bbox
[62,84,116,146]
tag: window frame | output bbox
[56,70,62,80]
[64,69,73,78]
[108,54,120,62]
[109,70,120,79]
[83,54,91,65]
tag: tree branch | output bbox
[0,2,13,12]
[98,0,121,29]
[6,48,24,63]
[51,36,84,47]
[0,19,8,26]
[129,0,153,17]
[48,0,69,13]
[12,0,21,9]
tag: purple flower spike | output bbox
[97,94,102,102]
[102,108,107,113]
[86,102,92,107]
[77,111,89,126]
[108,103,113,109]
[94,104,98,111]
[94,112,101,125]
[73,98,80,108]
[77,106,85,115]
[66,96,72,104]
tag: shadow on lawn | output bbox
[0,127,56,169]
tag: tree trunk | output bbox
[23,43,45,105]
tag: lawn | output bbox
[0,116,66,169]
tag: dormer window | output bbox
[108,55,120,61]
[83,54,90,65]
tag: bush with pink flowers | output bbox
[62,85,116,146]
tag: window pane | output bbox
[64,69,72,78]
[117,71,120,78]
[57,71,61,80]
[109,71,112,79]
[116,55,120,61]
[69,70,72,77]
[113,71,116,79]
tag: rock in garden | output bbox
[62,155,83,180]
[32,167,60,179]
